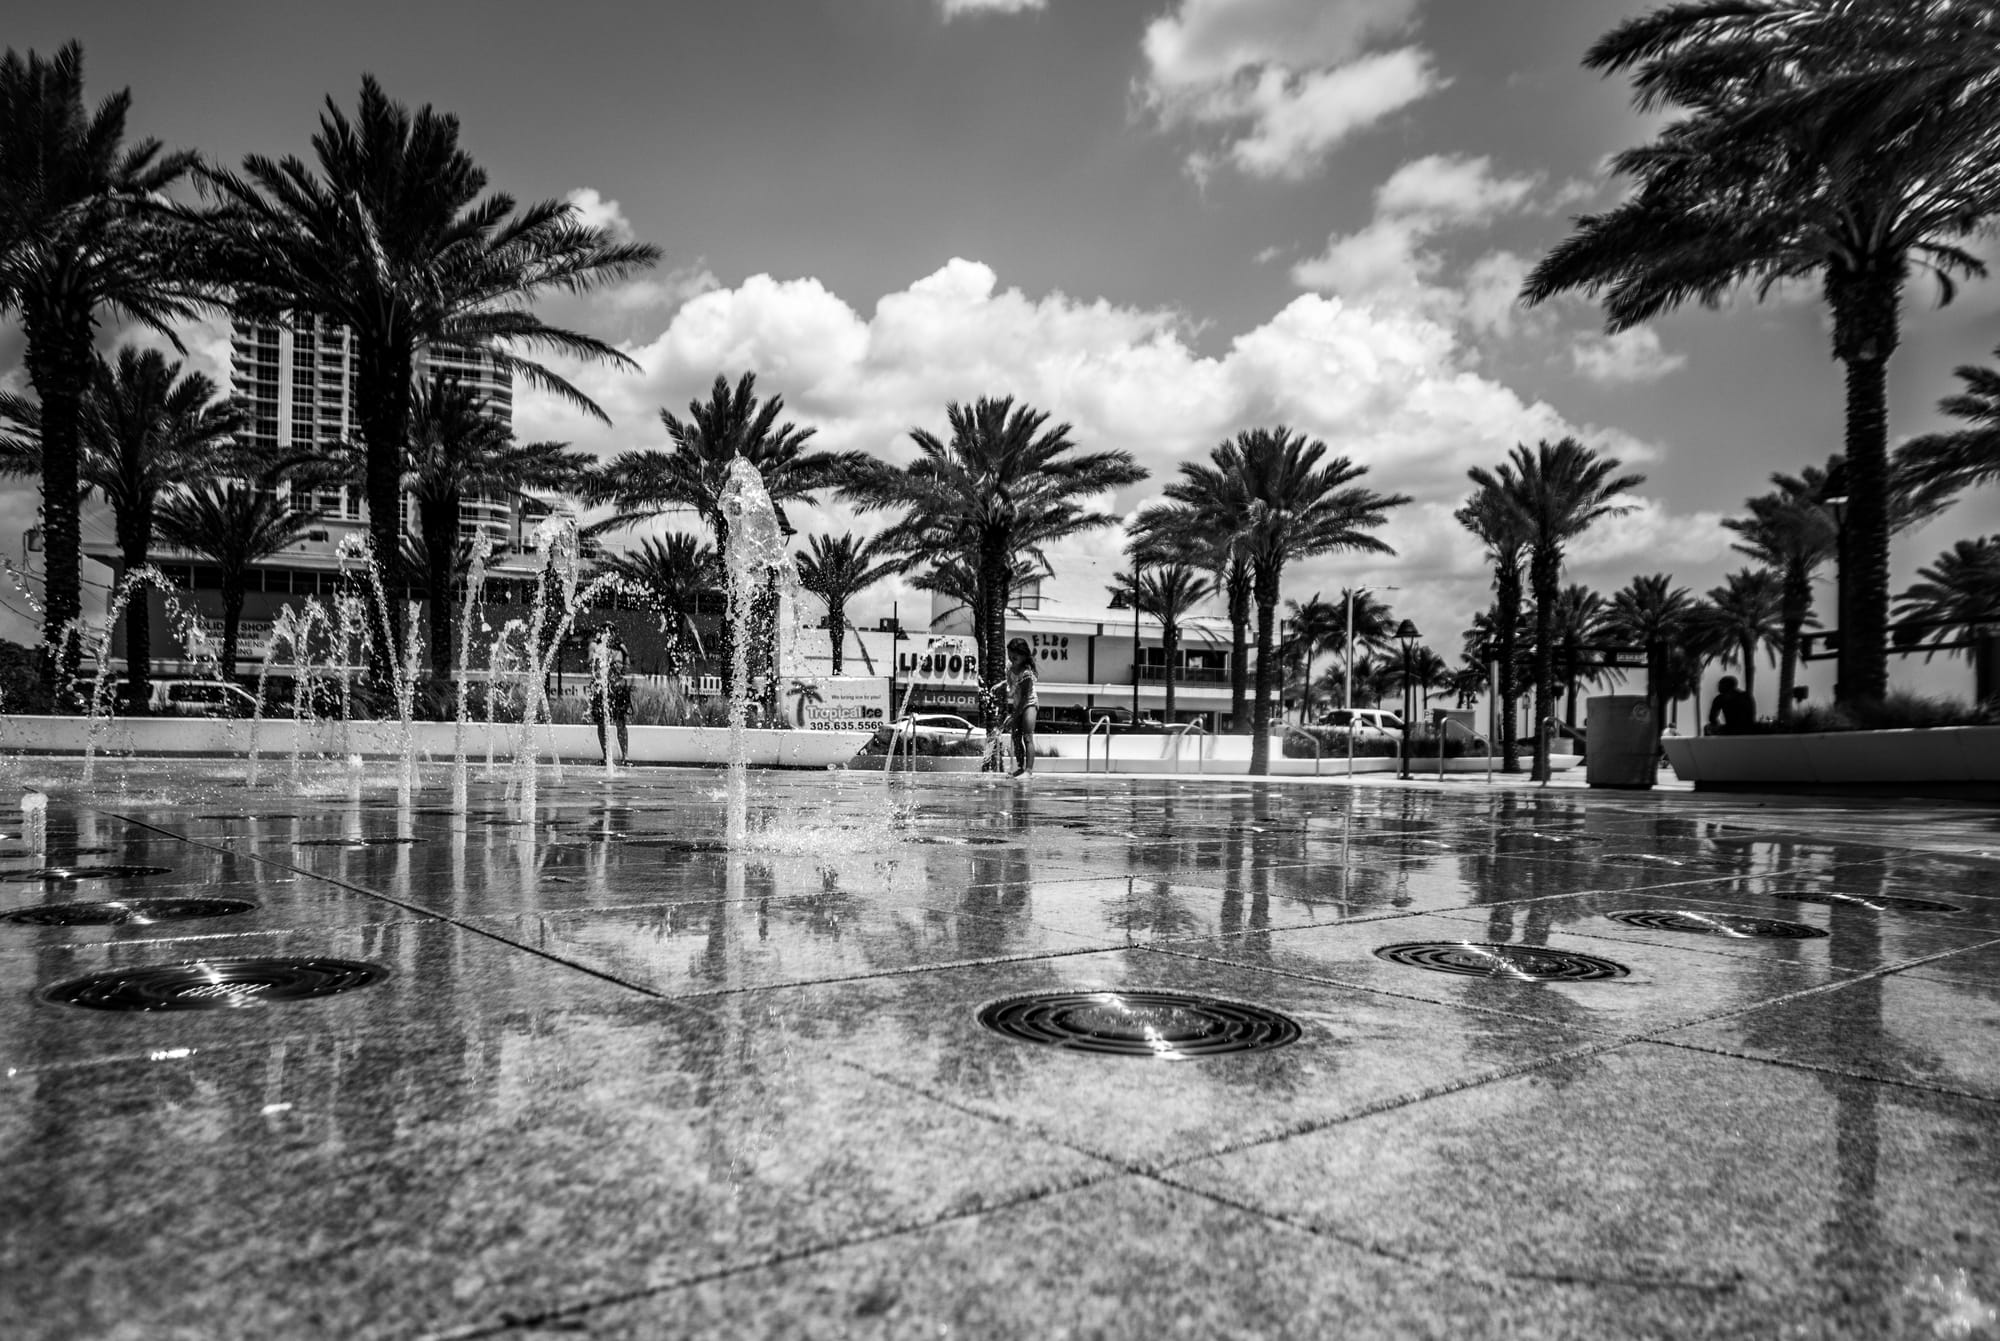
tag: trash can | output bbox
[1586,695,1656,789]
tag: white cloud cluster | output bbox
[563,187,635,242]
[1140,0,1441,181]
[1569,326,1687,384]
[936,0,1047,16]
[1292,153,1544,337]
[515,257,1693,621]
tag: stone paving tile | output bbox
[1153,910,1856,1033]
[0,973,1107,1341]
[678,947,1605,1170]
[1159,1042,2000,1338]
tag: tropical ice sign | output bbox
[783,676,891,731]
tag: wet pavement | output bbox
[3,762,1998,1340]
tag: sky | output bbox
[4,0,1997,703]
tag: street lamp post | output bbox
[1823,459,1850,704]
[1130,562,1143,728]
[1395,618,1419,781]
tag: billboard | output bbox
[782,676,890,732]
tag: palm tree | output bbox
[1,348,243,711]
[1278,593,1343,724]
[1546,584,1610,727]
[596,533,720,675]
[600,373,864,693]
[1110,559,1214,724]
[1604,575,1711,742]
[1475,438,1642,780]
[1523,1,2000,705]
[1164,428,1408,774]
[199,75,659,678]
[1700,569,1783,706]
[1895,537,2000,702]
[1457,478,1531,770]
[0,42,206,691]
[153,479,318,680]
[1402,646,1452,714]
[795,532,903,675]
[1132,505,1252,730]
[845,396,1144,709]
[1723,482,1834,723]
[1445,660,1490,710]
[403,376,586,679]
[1901,347,2000,499]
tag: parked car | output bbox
[884,713,978,744]
[1314,707,1403,738]
[149,679,258,718]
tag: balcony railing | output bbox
[1136,665,1229,684]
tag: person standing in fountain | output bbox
[1003,637,1039,778]
[592,634,633,764]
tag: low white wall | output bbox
[1664,726,2000,786]
[0,715,872,769]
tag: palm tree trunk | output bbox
[1227,567,1249,732]
[1738,634,1757,702]
[356,340,414,689]
[1530,556,1557,783]
[1250,579,1278,775]
[1163,622,1178,723]
[22,307,91,701]
[978,538,1009,744]
[118,523,152,714]
[1827,265,1899,706]
[421,495,457,682]
[219,578,245,682]
[827,595,845,675]
[1777,572,1809,723]
[1496,563,1522,772]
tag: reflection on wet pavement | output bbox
[2,762,1997,1339]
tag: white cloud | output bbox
[563,187,635,243]
[515,257,1696,620]
[1139,0,1442,181]
[1569,326,1687,384]
[937,0,1046,15]
[1291,155,1544,336]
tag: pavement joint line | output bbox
[95,809,680,1004]
[619,941,1139,1007]
[1421,906,2000,968]
[17,917,444,954]
[419,1166,1140,1341]
[1139,1166,1743,1297]
[1641,1037,2000,1106]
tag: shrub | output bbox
[1785,691,1999,734]
[1282,727,1399,758]
[0,639,55,714]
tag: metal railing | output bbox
[1164,720,1207,773]
[1084,716,1114,775]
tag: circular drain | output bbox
[1374,942,1630,981]
[1772,890,1963,915]
[0,865,171,884]
[977,991,1301,1059]
[42,957,388,1011]
[1,897,255,927]
[1603,910,1826,939]
[293,836,422,848]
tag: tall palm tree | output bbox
[1475,438,1642,780]
[1,349,243,711]
[1700,568,1783,706]
[402,375,586,678]
[1895,537,2000,702]
[1523,0,2000,705]
[0,42,206,691]
[1401,646,1452,715]
[153,479,318,680]
[1604,574,1708,746]
[1457,477,1531,769]
[1110,559,1214,724]
[600,373,864,693]
[1723,482,1834,722]
[1132,505,1252,731]
[1544,584,1610,727]
[1900,346,2000,499]
[1278,593,1343,724]
[596,533,720,675]
[200,75,658,678]
[1164,428,1408,774]
[845,396,1144,708]
[795,532,903,675]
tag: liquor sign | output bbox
[895,636,980,684]
[783,676,890,732]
